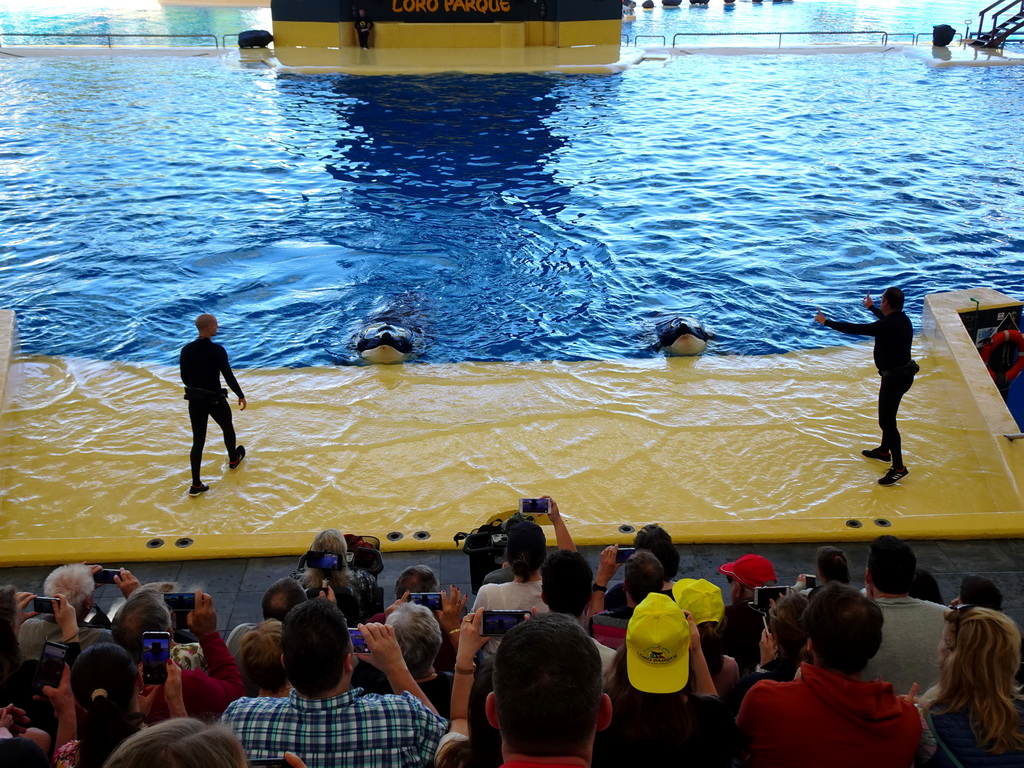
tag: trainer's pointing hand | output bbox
[862,292,874,309]
[814,309,827,325]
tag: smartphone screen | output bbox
[481,610,528,636]
[307,550,341,570]
[804,575,817,589]
[409,592,443,611]
[349,628,370,654]
[248,760,287,768]
[94,568,120,585]
[615,546,636,564]
[518,498,550,516]
[163,592,196,612]
[32,596,57,614]
[753,586,789,611]
[32,641,68,694]
[142,631,171,684]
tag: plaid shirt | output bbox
[222,687,447,768]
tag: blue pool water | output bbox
[0,2,1023,367]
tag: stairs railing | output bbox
[973,0,1024,47]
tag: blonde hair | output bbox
[920,607,1024,754]
[240,619,288,694]
[300,528,351,593]
[102,718,247,768]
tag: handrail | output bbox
[222,33,240,48]
[911,31,964,44]
[634,35,666,46]
[978,0,1024,42]
[1005,433,1024,441]
[0,32,219,49]
[671,30,889,49]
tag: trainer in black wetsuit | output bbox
[815,288,918,486]
[354,9,373,49]
[179,314,247,496]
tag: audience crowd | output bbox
[2,506,1023,768]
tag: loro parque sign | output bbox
[361,0,530,22]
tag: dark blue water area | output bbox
[0,53,1022,368]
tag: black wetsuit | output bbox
[179,337,244,485]
[824,307,916,467]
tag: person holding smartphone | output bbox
[179,313,248,496]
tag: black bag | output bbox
[183,387,227,406]
[238,29,273,49]
[932,25,956,47]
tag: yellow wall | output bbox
[272,20,344,48]
[555,19,620,47]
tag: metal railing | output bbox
[670,30,890,48]
[0,32,219,49]
[635,35,667,46]
[910,31,964,45]
[977,0,1024,42]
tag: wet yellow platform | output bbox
[1,290,1022,566]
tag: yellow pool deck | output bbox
[0,289,1022,567]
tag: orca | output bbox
[656,317,712,356]
[356,323,415,364]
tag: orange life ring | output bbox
[980,330,1024,384]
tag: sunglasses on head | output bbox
[947,603,999,649]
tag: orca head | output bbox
[657,317,710,356]
[356,323,414,364]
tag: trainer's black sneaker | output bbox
[229,445,246,470]
[862,448,892,461]
[878,467,909,486]
[188,483,209,496]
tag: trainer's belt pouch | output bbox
[184,387,228,405]
[879,360,920,378]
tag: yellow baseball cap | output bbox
[625,593,691,694]
[672,578,725,626]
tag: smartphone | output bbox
[31,641,68,694]
[481,609,529,636]
[518,498,550,516]
[142,631,171,685]
[409,592,443,611]
[94,568,120,585]
[753,586,789,611]
[306,550,341,570]
[249,760,287,768]
[349,628,370,654]
[804,575,817,589]
[615,546,636,563]
[163,592,196,612]
[32,596,57,614]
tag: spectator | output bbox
[111,588,243,723]
[226,578,306,696]
[601,524,679,611]
[718,553,777,674]
[0,704,49,768]
[737,582,921,768]
[540,549,616,673]
[727,590,808,715]
[590,550,664,651]
[672,578,739,698]
[436,609,502,768]
[300,528,378,622]
[910,568,945,605]
[952,575,1003,609]
[795,546,849,591]
[488,612,611,766]
[222,598,446,767]
[862,535,947,693]
[918,606,1024,765]
[18,564,113,661]
[102,718,259,768]
[239,620,289,698]
[394,565,440,597]
[593,593,739,768]
[481,496,577,585]
[386,603,452,717]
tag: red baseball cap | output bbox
[718,554,776,589]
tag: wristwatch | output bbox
[592,583,607,593]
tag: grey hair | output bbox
[112,589,172,663]
[44,564,95,614]
[103,717,247,768]
[386,603,442,679]
[300,528,351,594]
[394,565,440,600]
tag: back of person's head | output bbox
[882,286,905,312]
[924,607,1024,754]
[70,643,143,768]
[866,535,916,595]
[816,546,850,584]
[910,568,944,605]
[302,528,351,592]
[282,598,350,697]
[394,565,440,599]
[769,591,809,661]
[240,619,288,694]
[436,663,502,768]
[624,551,665,605]
[634,524,680,580]
[959,575,1004,610]
[540,550,593,618]
[802,582,882,675]
[386,603,441,679]
[505,520,547,580]
[491,612,603,757]
[111,589,172,663]
[102,717,247,768]
[0,585,19,687]
[44,563,95,615]
[261,578,307,622]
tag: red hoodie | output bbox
[736,662,921,768]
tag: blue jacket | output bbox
[928,703,1024,767]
